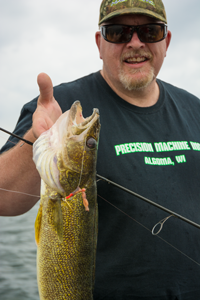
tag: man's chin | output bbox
[119,69,155,91]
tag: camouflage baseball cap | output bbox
[99,0,167,25]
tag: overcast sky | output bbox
[0,0,199,149]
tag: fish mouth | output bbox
[69,101,100,138]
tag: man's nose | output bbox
[126,31,145,48]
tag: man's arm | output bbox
[0,73,62,216]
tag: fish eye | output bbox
[86,137,97,149]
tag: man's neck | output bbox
[100,70,160,108]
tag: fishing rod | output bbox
[96,174,200,231]
[1,127,200,231]
[0,127,33,146]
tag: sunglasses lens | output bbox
[102,24,166,44]
[103,25,132,43]
[139,24,165,43]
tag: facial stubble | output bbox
[118,51,155,91]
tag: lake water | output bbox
[0,202,40,300]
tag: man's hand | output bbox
[32,73,62,139]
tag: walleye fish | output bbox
[33,101,100,300]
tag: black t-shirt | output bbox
[2,71,200,299]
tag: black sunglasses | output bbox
[101,23,168,44]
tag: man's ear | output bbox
[95,31,102,59]
[165,30,172,57]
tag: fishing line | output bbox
[0,187,40,198]
[1,126,200,267]
[1,129,200,230]
[0,135,17,146]
[78,140,87,188]
[0,179,199,267]
[97,193,200,267]
[0,128,200,229]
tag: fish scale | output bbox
[37,192,97,299]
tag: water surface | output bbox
[0,202,39,300]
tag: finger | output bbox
[37,73,54,104]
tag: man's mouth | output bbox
[125,57,148,64]
[121,50,152,65]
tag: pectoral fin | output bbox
[50,194,63,243]
[35,203,43,246]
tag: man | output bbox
[1,0,200,299]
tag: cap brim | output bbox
[99,8,167,25]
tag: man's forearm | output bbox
[0,129,40,216]
[0,73,63,216]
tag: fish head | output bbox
[58,101,100,192]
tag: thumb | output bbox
[32,73,62,138]
[37,72,54,104]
